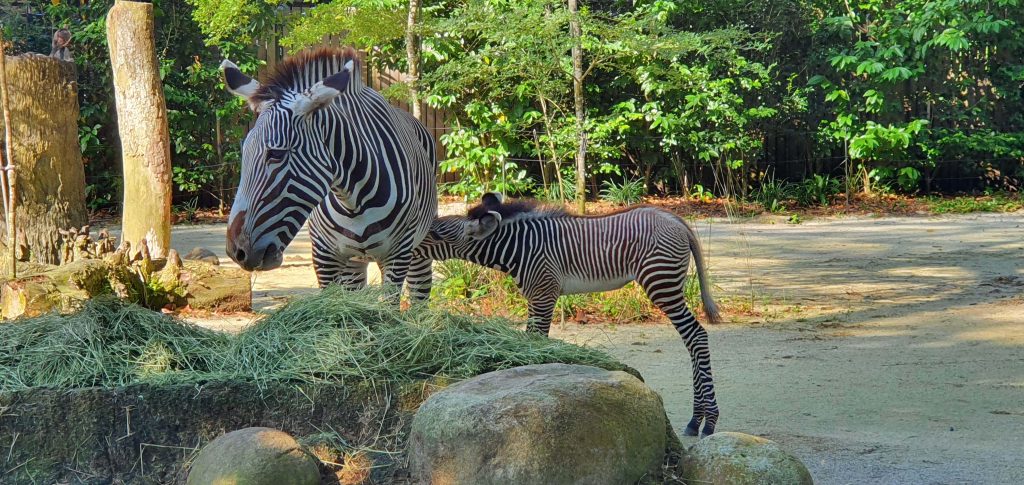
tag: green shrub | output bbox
[752,175,793,213]
[796,174,841,206]
[928,194,1023,214]
[600,178,646,206]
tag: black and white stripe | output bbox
[221,48,437,296]
[412,194,722,436]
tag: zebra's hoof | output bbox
[684,416,702,436]
[701,424,716,437]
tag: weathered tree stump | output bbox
[0,258,251,319]
[0,54,87,266]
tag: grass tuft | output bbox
[0,298,229,390]
[0,287,626,393]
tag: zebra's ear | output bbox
[291,68,352,117]
[465,211,502,240]
[220,59,260,108]
[481,192,504,208]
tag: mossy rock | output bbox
[181,260,251,312]
[408,363,668,485]
[681,432,814,485]
[187,427,320,485]
[1,259,113,318]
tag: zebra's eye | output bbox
[266,149,287,163]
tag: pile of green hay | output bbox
[0,287,625,392]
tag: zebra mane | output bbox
[253,47,362,103]
[467,198,568,221]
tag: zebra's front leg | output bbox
[313,245,368,290]
[525,292,558,336]
[405,253,433,305]
[380,253,413,306]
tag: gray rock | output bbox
[187,427,320,485]
[681,431,814,485]
[184,247,220,265]
[408,363,668,485]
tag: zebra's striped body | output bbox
[412,194,722,436]
[221,48,436,293]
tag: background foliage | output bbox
[2,0,259,214]
[1,0,1022,213]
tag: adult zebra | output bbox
[220,47,437,293]
[412,193,722,436]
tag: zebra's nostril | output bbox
[234,248,247,262]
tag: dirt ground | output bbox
[166,210,1024,485]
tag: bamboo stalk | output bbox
[0,26,17,278]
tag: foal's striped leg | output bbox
[525,292,558,336]
[639,267,719,437]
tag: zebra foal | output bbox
[411,193,723,436]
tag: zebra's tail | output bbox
[682,219,721,323]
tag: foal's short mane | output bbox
[467,198,568,221]
[467,198,666,222]
[253,47,361,102]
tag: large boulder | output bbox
[681,432,813,485]
[408,363,668,485]
[187,427,320,485]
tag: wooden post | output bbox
[568,0,587,214]
[106,0,173,258]
[405,0,422,121]
[0,27,15,277]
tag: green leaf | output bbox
[880,66,913,82]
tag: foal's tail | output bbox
[682,220,721,323]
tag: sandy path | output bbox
[170,212,1024,484]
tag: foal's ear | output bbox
[481,192,504,209]
[465,211,502,240]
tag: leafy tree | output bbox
[1,0,260,212]
[810,0,1024,194]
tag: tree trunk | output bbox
[107,0,172,258]
[406,0,422,121]
[568,0,587,214]
[0,54,87,266]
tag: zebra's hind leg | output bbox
[640,274,719,437]
[674,306,719,437]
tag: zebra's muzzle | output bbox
[226,211,284,271]
[227,238,283,272]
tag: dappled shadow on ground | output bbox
[556,213,1024,484]
[173,213,1024,484]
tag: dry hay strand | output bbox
[1,287,626,393]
